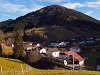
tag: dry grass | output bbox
[27,70,100,75]
[26,27,46,34]
[1,43,13,55]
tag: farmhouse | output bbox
[64,51,84,66]
[40,47,68,66]
[40,48,60,57]
[40,47,67,57]
[46,48,60,58]
[40,47,84,67]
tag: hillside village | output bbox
[0,5,100,73]
[0,36,100,71]
[24,37,100,70]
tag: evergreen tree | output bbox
[13,30,24,58]
[0,30,4,42]
[0,43,2,55]
[0,30,3,55]
[23,29,26,41]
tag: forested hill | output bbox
[0,5,100,38]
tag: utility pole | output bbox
[72,55,74,70]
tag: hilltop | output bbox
[0,5,100,41]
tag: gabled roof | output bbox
[64,51,84,62]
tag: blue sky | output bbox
[0,0,100,22]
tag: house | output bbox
[64,51,84,66]
[24,45,33,51]
[40,48,60,58]
[96,58,100,71]
[36,43,41,48]
[40,47,47,54]
[40,47,67,58]
[59,42,66,47]
[69,46,81,53]
[23,42,33,46]
[69,43,81,53]
[23,42,33,51]
[50,43,60,47]
[40,47,68,66]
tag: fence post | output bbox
[13,66,16,75]
[0,66,2,75]
[25,65,28,75]
[21,64,24,74]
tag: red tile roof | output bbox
[64,51,84,62]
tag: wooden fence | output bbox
[0,64,32,75]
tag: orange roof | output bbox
[64,51,84,62]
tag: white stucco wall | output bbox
[40,48,47,53]
[52,51,60,58]
[27,47,32,50]
[11,44,14,48]
[79,60,84,66]
[64,60,67,66]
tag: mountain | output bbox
[0,5,100,40]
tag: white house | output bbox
[36,43,41,48]
[69,46,81,53]
[59,42,66,47]
[40,48,60,58]
[40,48,47,54]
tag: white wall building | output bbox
[69,47,81,53]
[52,51,60,58]
[40,48,47,54]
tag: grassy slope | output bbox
[0,57,34,71]
[28,70,100,75]
[0,57,100,75]
[5,26,100,42]
[48,27,79,41]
